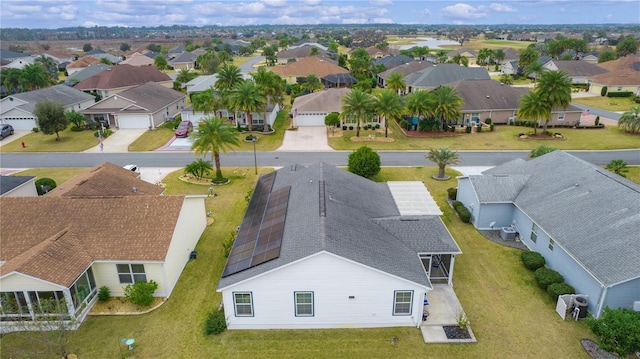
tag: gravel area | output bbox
[581,339,619,359]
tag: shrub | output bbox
[587,307,640,357]
[476,125,482,133]
[98,286,111,302]
[32,127,40,132]
[375,123,380,129]
[70,126,84,132]
[35,178,57,195]
[521,251,546,270]
[205,310,227,335]
[594,116,600,126]
[606,91,633,98]
[348,125,354,130]
[342,125,347,130]
[489,124,495,132]
[534,267,564,290]
[530,145,556,158]
[398,119,408,130]
[452,201,471,223]
[465,125,472,133]
[222,230,236,258]
[447,187,457,200]
[484,118,492,125]
[600,86,608,97]
[124,280,159,307]
[547,282,575,298]
[348,146,381,179]
[245,135,255,141]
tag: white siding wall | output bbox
[92,262,166,297]
[0,273,63,291]
[163,197,207,297]
[2,181,38,197]
[221,252,427,329]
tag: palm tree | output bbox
[477,48,489,67]
[494,49,506,69]
[374,90,404,138]
[405,90,434,132]
[605,159,629,178]
[340,89,375,137]
[525,61,545,84]
[2,68,22,94]
[431,86,463,128]
[215,64,243,92]
[230,80,265,132]
[20,63,52,90]
[450,54,469,67]
[537,70,572,134]
[176,68,196,85]
[499,73,514,85]
[518,90,550,135]
[618,106,640,134]
[386,72,406,95]
[426,148,460,179]
[35,55,59,80]
[518,46,540,75]
[300,74,323,93]
[192,88,224,117]
[485,49,495,70]
[251,68,285,132]
[190,116,240,181]
[217,51,232,65]
[412,46,430,60]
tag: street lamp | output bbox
[251,135,258,174]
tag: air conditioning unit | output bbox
[633,301,640,312]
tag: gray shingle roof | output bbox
[406,64,490,89]
[446,79,529,111]
[467,174,530,202]
[218,163,461,289]
[7,85,95,113]
[0,176,35,196]
[475,151,640,286]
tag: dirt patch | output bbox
[90,297,165,315]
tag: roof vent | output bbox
[132,187,137,192]
[486,95,490,98]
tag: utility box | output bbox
[500,226,516,240]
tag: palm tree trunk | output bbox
[246,111,252,132]
[214,152,222,180]
[263,103,269,132]
[356,118,360,137]
[439,165,446,178]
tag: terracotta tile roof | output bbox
[270,56,348,78]
[589,68,640,85]
[73,64,171,91]
[597,56,640,71]
[47,162,164,198]
[120,53,155,67]
[67,56,100,69]
[0,195,185,286]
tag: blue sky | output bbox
[1,0,638,29]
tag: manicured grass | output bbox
[11,168,87,186]
[620,165,640,184]
[128,125,175,152]
[1,166,593,358]
[571,96,636,112]
[329,121,638,151]
[0,128,99,152]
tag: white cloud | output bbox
[370,0,393,5]
[441,3,488,20]
[489,3,517,12]
[419,8,432,17]
[262,0,287,7]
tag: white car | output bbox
[123,164,141,178]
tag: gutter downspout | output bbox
[595,285,608,319]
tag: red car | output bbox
[174,121,193,138]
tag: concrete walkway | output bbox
[83,129,146,153]
[276,126,333,152]
[421,284,477,344]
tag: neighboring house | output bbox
[446,48,478,66]
[42,50,75,65]
[1,56,36,70]
[0,163,207,332]
[321,73,357,88]
[65,63,111,86]
[0,85,96,130]
[66,56,101,76]
[270,56,349,85]
[287,42,328,51]
[580,53,599,65]
[373,54,414,71]
[120,52,155,67]
[0,49,32,67]
[362,46,389,59]
[291,88,350,126]
[377,60,432,90]
[184,73,251,96]
[542,60,609,84]
[589,56,640,96]
[170,49,205,70]
[217,163,461,329]
[0,176,37,197]
[405,64,490,92]
[181,100,279,129]
[455,151,640,318]
[446,79,529,125]
[80,82,186,129]
[276,45,330,65]
[73,64,173,99]
[501,60,519,75]
[84,49,121,64]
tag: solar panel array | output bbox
[222,172,290,277]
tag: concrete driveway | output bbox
[83,129,147,153]
[0,130,30,148]
[276,126,332,152]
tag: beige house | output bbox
[0,163,206,332]
[588,56,640,96]
[270,56,349,85]
[73,64,173,99]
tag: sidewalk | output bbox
[83,129,146,153]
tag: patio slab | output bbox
[421,284,477,344]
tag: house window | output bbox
[233,292,253,317]
[393,290,413,315]
[617,86,622,91]
[558,112,565,121]
[294,292,314,317]
[116,264,146,284]
[531,223,539,243]
[548,239,555,251]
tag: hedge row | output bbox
[452,201,471,223]
[521,252,575,299]
[447,187,457,201]
[606,91,633,98]
[521,251,545,270]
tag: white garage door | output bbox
[1,117,36,131]
[118,114,150,129]
[296,113,326,126]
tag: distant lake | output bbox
[392,37,460,50]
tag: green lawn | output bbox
[571,96,636,112]
[0,128,99,152]
[128,125,175,152]
[329,120,638,151]
[1,166,594,358]
[10,168,87,187]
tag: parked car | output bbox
[122,164,141,178]
[0,124,14,140]
[174,121,193,138]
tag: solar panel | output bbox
[221,172,290,277]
